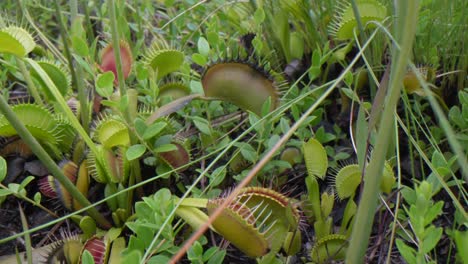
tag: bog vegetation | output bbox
[0,0,466,263]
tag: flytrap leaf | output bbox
[380,161,395,194]
[99,41,133,83]
[334,164,361,199]
[0,26,35,57]
[146,94,201,124]
[207,187,302,257]
[87,145,129,183]
[280,147,302,167]
[207,198,269,257]
[329,0,387,40]
[310,234,348,263]
[158,82,191,104]
[38,160,82,210]
[202,62,279,116]
[0,138,33,158]
[303,138,328,179]
[0,104,65,157]
[144,45,184,79]
[93,116,130,148]
[79,236,109,264]
[403,67,437,96]
[30,60,71,101]
[158,141,191,172]
[0,104,56,139]
[45,235,83,264]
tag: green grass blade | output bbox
[346,1,420,263]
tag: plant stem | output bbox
[18,0,66,64]
[350,0,378,97]
[84,2,95,42]
[75,59,91,133]
[53,0,90,131]
[67,0,91,132]
[0,183,58,217]
[69,0,77,21]
[125,89,144,198]
[0,94,111,228]
[15,57,43,105]
[18,205,32,264]
[385,118,402,263]
[107,0,126,95]
[346,1,420,263]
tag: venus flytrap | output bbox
[0,25,43,105]
[303,138,352,263]
[171,23,382,262]
[123,187,301,262]
[202,61,281,116]
[0,86,111,228]
[0,1,465,262]
[180,187,302,258]
[303,137,396,263]
[329,0,387,41]
[144,42,185,81]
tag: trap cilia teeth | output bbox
[44,230,125,264]
[0,103,76,158]
[328,0,387,41]
[137,37,288,124]
[29,59,72,101]
[178,187,302,258]
[143,38,184,80]
[0,25,35,57]
[84,114,131,184]
[157,77,191,105]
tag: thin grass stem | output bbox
[53,0,91,131]
[19,205,32,264]
[107,0,126,95]
[15,57,43,105]
[346,1,420,263]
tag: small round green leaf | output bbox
[33,192,41,204]
[142,121,167,140]
[126,144,146,161]
[81,250,95,264]
[0,156,6,182]
[72,36,89,57]
[206,31,219,47]
[254,8,265,24]
[197,37,210,57]
[192,117,211,135]
[192,53,207,66]
[80,216,97,238]
[96,71,114,97]
[153,144,177,153]
[303,138,328,179]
